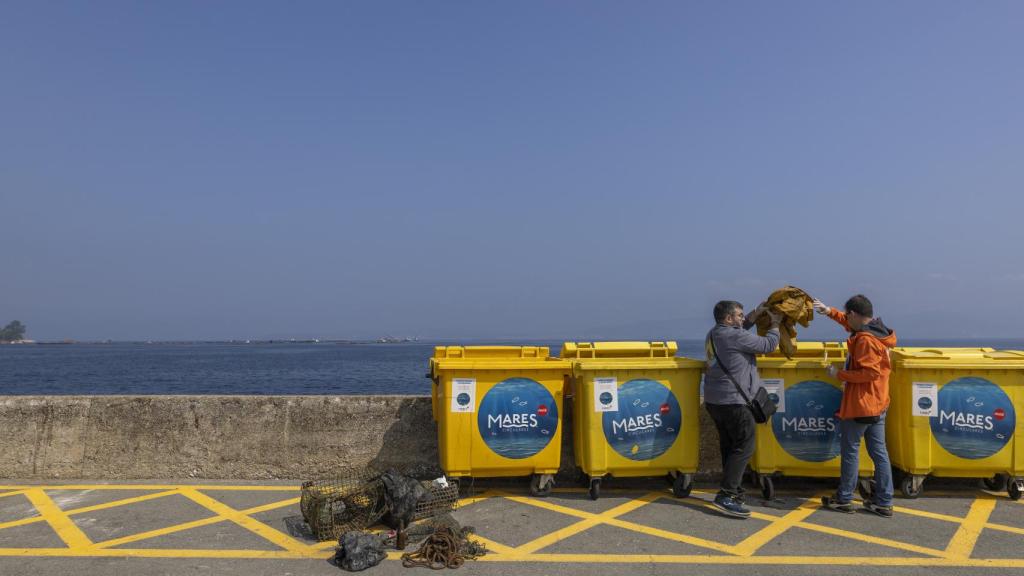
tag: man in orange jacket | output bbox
[814,294,898,517]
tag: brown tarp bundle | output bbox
[755,285,815,359]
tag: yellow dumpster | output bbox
[428,346,571,496]
[750,342,876,500]
[887,348,1024,500]
[562,341,703,500]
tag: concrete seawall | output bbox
[0,395,723,480]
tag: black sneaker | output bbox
[820,496,855,514]
[712,494,751,519]
[862,501,894,518]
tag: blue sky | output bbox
[2,1,1022,341]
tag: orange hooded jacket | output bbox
[826,308,898,420]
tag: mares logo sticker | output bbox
[601,379,681,461]
[931,377,1015,460]
[477,378,558,459]
[770,380,842,463]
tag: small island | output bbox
[0,320,32,344]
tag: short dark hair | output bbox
[844,294,873,317]
[713,300,743,323]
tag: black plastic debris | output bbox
[335,531,387,572]
[380,469,428,530]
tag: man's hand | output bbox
[826,364,839,379]
[767,310,783,327]
[752,301,769,319]
[813,299,831,315]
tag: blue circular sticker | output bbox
[599,392,614,406]
[477,378,558,459]
[456,393,471,407]
[771,380,842,463]
[601,379,681,461]
[917,396,933,411]
[930,377,1015,460]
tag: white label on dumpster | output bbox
[451,379,476,413]
[762,379,785,413]
[912,382,938,417]
[594,377,619,412]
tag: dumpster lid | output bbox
[758,341,847,359]
[568,356,706,371]
[430,346,570,374]
[432,346,550,360]
[891,347,1024,367]
[561,341,678,359]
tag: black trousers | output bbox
[705,402,756,498]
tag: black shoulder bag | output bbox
[708,334,777,424]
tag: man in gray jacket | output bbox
[704,300,781,518]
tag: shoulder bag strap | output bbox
[708,332,753,404]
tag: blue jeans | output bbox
[837,411,894,507]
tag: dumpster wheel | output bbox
[982,474,1008,492]
[669,472,693,498]
[1010,478,1023,501]
[529,474,554,497]
[857,478,876,501]
[588,478,601,500]
[900,475,924,499]
[757,473,775,501]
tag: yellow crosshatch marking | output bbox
[0,483,1022,567]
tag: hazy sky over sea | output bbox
[2,1,1022,341]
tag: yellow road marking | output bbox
[0,489,181,533]
[890,506,964,524]
[601,517,737,554]
[0,547,329,559]
[92,516,225,549]
[469,554,1024,567]
[733,495,822,556]
[0,516,39,528]
[380,532,519,558]
[22,489,92,549]
[468,534,518,555]
[512,492,660,554]
[0,516,41,532]
[945,496,997,559]
[177,488,309,553]
[90,497,300,549]
[548,487,649,494]
[501,494,592,520]
[794,521,947,557]
[237,497,302,516]
[3,547,1024,565]
[0,485,299,492]
[510,491,738,553]
[1,483,1022,566]
[677,493,780,522]
[62,489,181,513]
[986,522,1024,536]
[454,490,495,508]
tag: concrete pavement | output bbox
[0,478,1022,575]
